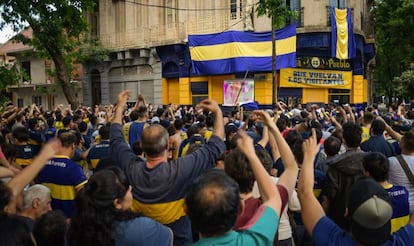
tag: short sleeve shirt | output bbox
[37,156,87,217]
[194,206,279,246]
[313,216,414,246]
[113,217,172,246]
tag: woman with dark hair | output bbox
[69,167,172,246]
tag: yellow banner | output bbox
[280,68,352,89]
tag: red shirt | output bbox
[234,185,289,245]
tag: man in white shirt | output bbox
[388,130,414,214]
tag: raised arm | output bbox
[134,94,146,109]
[237,130,281,214]
[28,104,35,118]
[113,91,130,124]
[197,100,224,140]
[254,110,299,198]
[0,166,14,178]
[338,106,348,123]
[330,115,343,131]
[5,107,18,123]
[111,90,137,170]
[344,104,355,123]
[0,152,20,175]
[257,125,269,148]
[310,105,317,120]
[8,139,61,200]
[298,129,325,235]
[377,115,402,142]
[268,130,281,162]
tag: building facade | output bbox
[85,0,375,107]
[0,28,83,110]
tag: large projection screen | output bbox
[223,80,255,106]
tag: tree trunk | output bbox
[48,48,80,109]
[272,19,277,106]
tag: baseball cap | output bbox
[347,177,392,246]
[291,116,305,125]
[225,123,238,137]
[151,116,160,124]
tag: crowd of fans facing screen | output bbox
[1,93,414,246]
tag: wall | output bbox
[303,88,328,103]
[11,86,74,110]
[95,0,373,107]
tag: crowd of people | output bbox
[1,91,414,246]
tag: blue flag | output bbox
[188,25,297,75]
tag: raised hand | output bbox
[117,90,131,106]
[236,130,255,156]
[196,100,220,114]
[39,138,62,159]
[302,128,320,159]
[253,110,273,127]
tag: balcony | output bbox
[99,13,242,50]
[100,27,150,50]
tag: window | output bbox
[239,0,243,19]
[230,0,242,20]
[33,96,42,106]
[360,12,363,30]
[327,4,354,32]
[17,98,24,108]
[328,89,350,104]
[329,0,346,8]
[47,95,55,110]
[287,0,301,27]
[166,0,177,27]
[191,82,208,106]
[21,61,31,81]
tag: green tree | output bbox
[372,0,414,102]
[256,0,297,105]
[0,0,97,109]
[0,64,20,89]
[393,67,414,99]
[0,64,20,108]
[256,0,297,29]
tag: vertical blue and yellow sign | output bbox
[331,7,356,60]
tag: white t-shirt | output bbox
[389,154,414,214]
[252,176,301,240]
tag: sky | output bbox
[0,25,17,44]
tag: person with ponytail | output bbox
[69,166,172,246]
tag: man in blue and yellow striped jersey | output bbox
[87,124,111,171]
[363,152,410,233]
[13,127,35,168]
[111,90,226,246]
[37,132,87,218]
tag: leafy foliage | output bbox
[0,64,20,89]
[371,0,414,99]
[0,0,98,108]
[255,0,297,105]
[75,35,109,64]
[255,0,298,28]
[393,67,414,98]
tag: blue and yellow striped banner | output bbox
[331,7,356,59]
[188,25,296,75]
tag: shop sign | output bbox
[297,57,351,71]
[280,68,352,89]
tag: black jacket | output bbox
[322,148,366,231]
